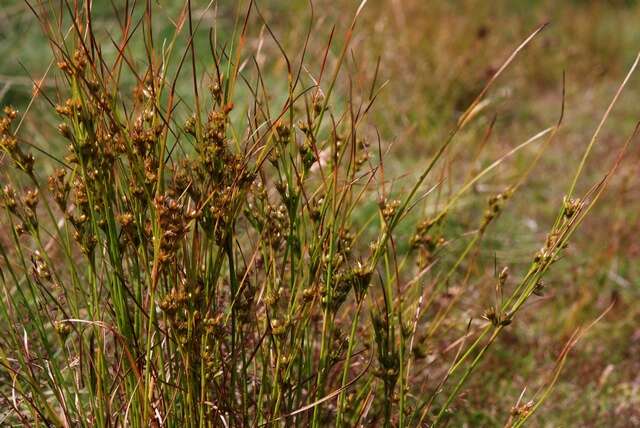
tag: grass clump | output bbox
[0,1,638,427]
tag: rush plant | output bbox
[0,1,637,427]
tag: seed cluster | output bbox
[0,107,34,173]
[410,218,445,268]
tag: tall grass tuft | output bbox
[0,1,637,426]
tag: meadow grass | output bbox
[1,1,639,427]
